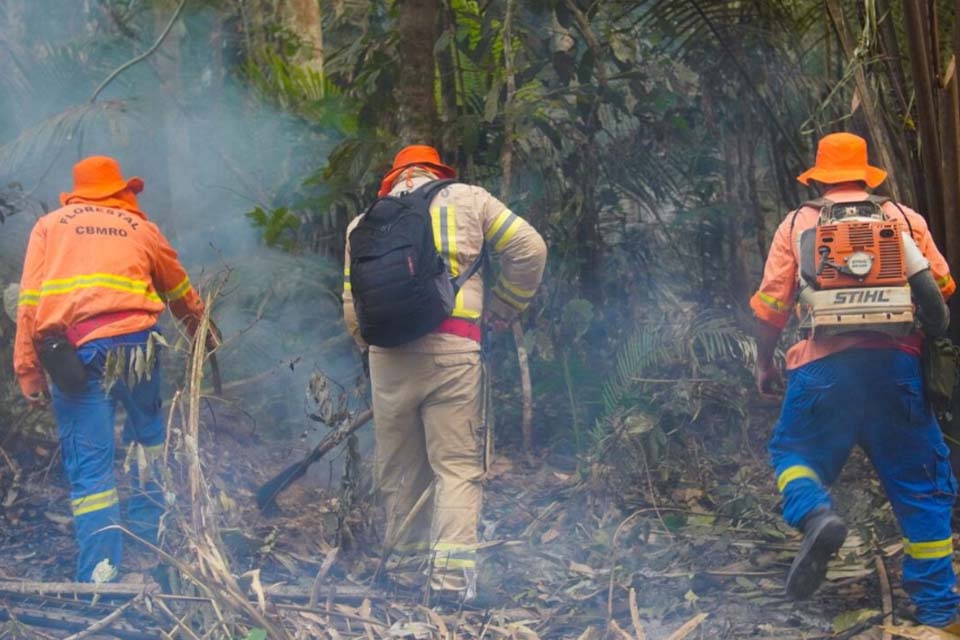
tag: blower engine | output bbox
[797,199,914,338]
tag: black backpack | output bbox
[348,179,483,347]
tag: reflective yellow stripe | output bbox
[496,276,535,308]
[432,541,477,552]
[444,207,458,276]
[432,540,478,569]
[430,205,479,319]
[40,273,161,303]
[903,537,954,560]
[18,290,39,306]
[776,465,819,493]
[344,268,351,292]
[757,291,788,312]
[433,557,476,569]
[161,276,192,302]
[71,488,119,517]
[484,210,513,242]
[395,541,430,553]
[451,307,481,320]
[485,210,520,251]
[493,287,526,311]
[498,277,536,299]
[143,443,164,456]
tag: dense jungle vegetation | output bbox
[3,1,960,638]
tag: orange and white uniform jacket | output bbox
[750,186,955,370]
[343,171,547,353]
[14,195,205,396]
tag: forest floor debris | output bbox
[0,402,956,639]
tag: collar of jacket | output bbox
[820,185,871,203]
[387,168,441,196]
[62,190,148,219]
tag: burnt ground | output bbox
[0,401,956,639]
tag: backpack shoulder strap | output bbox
[453,245,486,290]
[789,198,832,238]
[869,195,915,237]
[407,178,457,203]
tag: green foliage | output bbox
[242,48,356,132]
[599,312,755,420]
[246,206,301,252]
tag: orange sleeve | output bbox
[13,220,48,397]
[908,212,955,299]
[151,227,206,331]
[749,217,797,330]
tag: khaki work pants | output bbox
[370,350,484,592]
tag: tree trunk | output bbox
[436,4,459,160]
[285,0,324,77]
[940,57,960,279]
[825,0,904,201]
[395,0,437,145]
[902,0,944,241]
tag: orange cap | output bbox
[378,145,455,196]
[797,133,887,188]
[60,156,144,206]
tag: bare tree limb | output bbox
[89,0,188,103]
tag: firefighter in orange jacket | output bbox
[14,156,210,582]
[752,133,958,626]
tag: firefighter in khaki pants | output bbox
[342,146,547,601]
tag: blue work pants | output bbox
[769,348,959,626]
[50,329,164,582]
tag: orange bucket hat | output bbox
[797,132,887,188]
[60,155,144,206]
[378,145,455,196]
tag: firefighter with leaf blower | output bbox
[342,145,546,603]
[752,133,958,626]
[13,156,216,582]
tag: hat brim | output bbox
[379,162,456,197]
[59,176,144,205]
[797,165,886,189]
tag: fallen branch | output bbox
[374,480,436,581]
[664,612,709,640]
[875,555,893,640]
[512,321,534,456]
[0,581,153,597]
[62,591,146,640]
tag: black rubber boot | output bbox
[785,507,847,600]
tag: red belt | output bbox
[433,317,481,343]
[66,311,141,345]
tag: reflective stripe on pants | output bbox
[370,350,484,592]
[768,348,959,626]
[51,329,165,582]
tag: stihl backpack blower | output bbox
[795,197,923,338]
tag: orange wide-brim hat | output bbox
[60,155,144,205]
[378,145,455,196]
[797,132,887,188]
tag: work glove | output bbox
[482,309,511,333]
[24,390,49,409]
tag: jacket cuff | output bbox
[486,295,518,322]
[19,370,47,397]
[750,293,790,330]
[937,273,956,300]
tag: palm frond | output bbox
[0,100,135,179]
